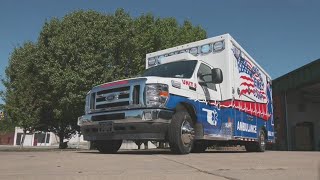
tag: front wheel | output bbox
[168,111,195,154]
[95,140,122,154]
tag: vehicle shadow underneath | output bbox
[77,149,249,155]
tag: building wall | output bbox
[14,127,43,146]
[13,127,86,147]
[286,99,320,151]
[0,132,14,145]
[273,94,287,150]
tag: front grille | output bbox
[97,86,130,95]
[133,85,140,104]
[91,113,125,121]
[96,101,130,109]
[92,84,142,111]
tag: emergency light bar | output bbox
[147,40,224,67]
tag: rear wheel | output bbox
[245,129,266,152]
[95,140,122,154]
[168,111,195,154]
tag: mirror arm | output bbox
[198,82,206,86]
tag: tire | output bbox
[95,140,122,154]
[168,111,195,154]
[245,129,266,152]
[191,141,207,153]
[245,143,256,152]
[89,141,97,150]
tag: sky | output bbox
[0,0,320,104]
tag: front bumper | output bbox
[78,109,173,141]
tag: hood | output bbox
[91,76,195,93]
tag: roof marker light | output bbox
[213,41,225,52]
[157,55,164,64]
[179,50,186,54]
[189,47,198,56]
[148,57,156,66]
[201,44,211,54]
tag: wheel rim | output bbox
[180,120,195,147]
[260,133,265,149]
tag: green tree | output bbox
[0,103,15,134]
[2,42,44,147]
[3,9,207,148]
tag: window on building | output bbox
[34,133,46,143]
[16,133,22,145]
[46,134,50,143]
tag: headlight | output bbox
[78,116,84,126]
[145,84,169,107]
[85,93,90,114]
[85,91,95,114]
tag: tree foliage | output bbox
[1,42,44,146]
[2,9,207,148]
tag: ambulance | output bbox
[78,34,275,154]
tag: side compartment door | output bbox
[196,63,223,138]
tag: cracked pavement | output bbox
[0,149,319,180]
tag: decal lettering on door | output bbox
[182,80,197,90]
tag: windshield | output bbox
[142,60,198,78]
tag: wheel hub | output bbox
[260,134,265,147]
[181,120,195,146]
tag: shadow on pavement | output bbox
[77,149,248,155]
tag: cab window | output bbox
[197,63,217,91]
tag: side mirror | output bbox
[198,68,223,85]
[211,68,223,84]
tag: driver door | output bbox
[196,63,222,137]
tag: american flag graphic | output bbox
[232,47,266,100]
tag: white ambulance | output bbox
[78,34,274,154]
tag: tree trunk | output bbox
[144,141,148,150]
[20,129,26,149]
[58,133,67,149]
[135,141,142,150]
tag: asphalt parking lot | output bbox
[0,149,319,180]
